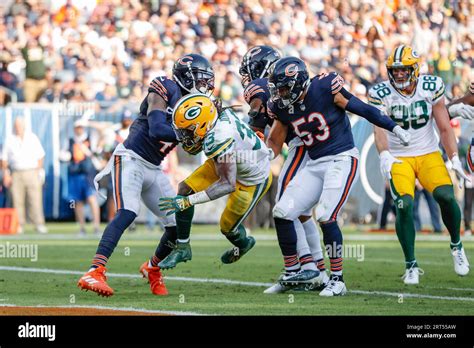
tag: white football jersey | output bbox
[202,109,271,186]
[368,75,445,157]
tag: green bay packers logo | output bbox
[184,106,201,120]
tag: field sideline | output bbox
[0,223,473,316]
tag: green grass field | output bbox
[0,223,473,315]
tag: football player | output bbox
[266,56,411,296]
[157,94,273,270]
[77,54,215,297]
[370,45,470,284]
[240,46,328,293]
[448,81,474,172]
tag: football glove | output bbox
[392,125,411,146]
[159,195,193,216]
[450,154,471,189]
[448,103,474,120]
[379,150,402,181]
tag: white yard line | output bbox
[0,303,205,316]
[1,233,471,242]
[0,266,473,303]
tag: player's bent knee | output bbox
[178,181,194,196]
[273,204,291,220]
[315,205,333,222]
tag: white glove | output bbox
[379,150,402,181]
[450,154,471,189]
[448,103,474,120]
[392,125,411,146]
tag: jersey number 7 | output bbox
[291,112,330,146]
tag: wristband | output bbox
[188,190,211,205]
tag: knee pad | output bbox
[315,203,332,222]
[273,200,295,220]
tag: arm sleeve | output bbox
[343,87,397,131]
[147,110,177,142]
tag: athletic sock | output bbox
[405,260,418,269]
[150,225,177,267]
[320,220,344,276]
[223,224,249,249]
[394,195,417,265]
[302,218,324,260]
[176,206,194,241]
[299,253,317,271]
[274,218,300,272]
[316,258,326,272]
[90,209,136,270]
[295,219,317,271]
[433,185,462,246]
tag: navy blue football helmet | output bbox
[173,54,214,95]
[268,56,310,109]
[239,45,281,87]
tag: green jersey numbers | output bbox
[372,83,392,99]
[390,100,429,130]
[421,75,437,91]
[234,115,262,151]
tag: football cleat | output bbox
[293,269,330,291]
[452,247,470,276]
[319,276,347,297]
[139,262,168,295]
[77,266,114,297]
[278,269,321,288]
[221,236,256,264]
[158,242,192,270]
[401,266,424,285]
[263,282,290,294]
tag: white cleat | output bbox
[402,267,424,285]
[318,270,330,288]
[452,247,470,276]
[319,277,347,297]
[263,283,290,294]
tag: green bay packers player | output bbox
[158,94,272,269]
[370,45,470,284]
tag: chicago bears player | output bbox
[77,54,215,297]
[448,81,474,172]
[266,56,411,296]
[157,94,273,270]
[370,46,470,284]
[240,46,328,293]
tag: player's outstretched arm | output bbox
[247,97,266,134]
[159,155,237,215]
[447,90,474,120]
[433,96,470,185]
[334,90,410,146]
[146,92,177,142]
[266,119,287,159]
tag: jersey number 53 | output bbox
[291,112,330,146]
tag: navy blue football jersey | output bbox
[244,78,296,144]
[123,76,180,165]
[268,72,355,160]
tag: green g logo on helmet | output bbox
[184,106,202,120]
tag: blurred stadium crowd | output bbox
[0,0,472,232]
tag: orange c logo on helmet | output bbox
[178,55,194,65]
[249,47,262,56]
[285,64,299,77]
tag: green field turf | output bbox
[0,223,473,315]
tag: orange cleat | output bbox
[77,266,114,297]
[140,261,168,295]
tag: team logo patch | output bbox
[178,55,194,65]
[184,106,201,120]
[412,50,419,58]
[285,64,298,77]
[249,47,262,56]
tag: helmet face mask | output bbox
[239,45,281,88]
[388,66,414,90]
